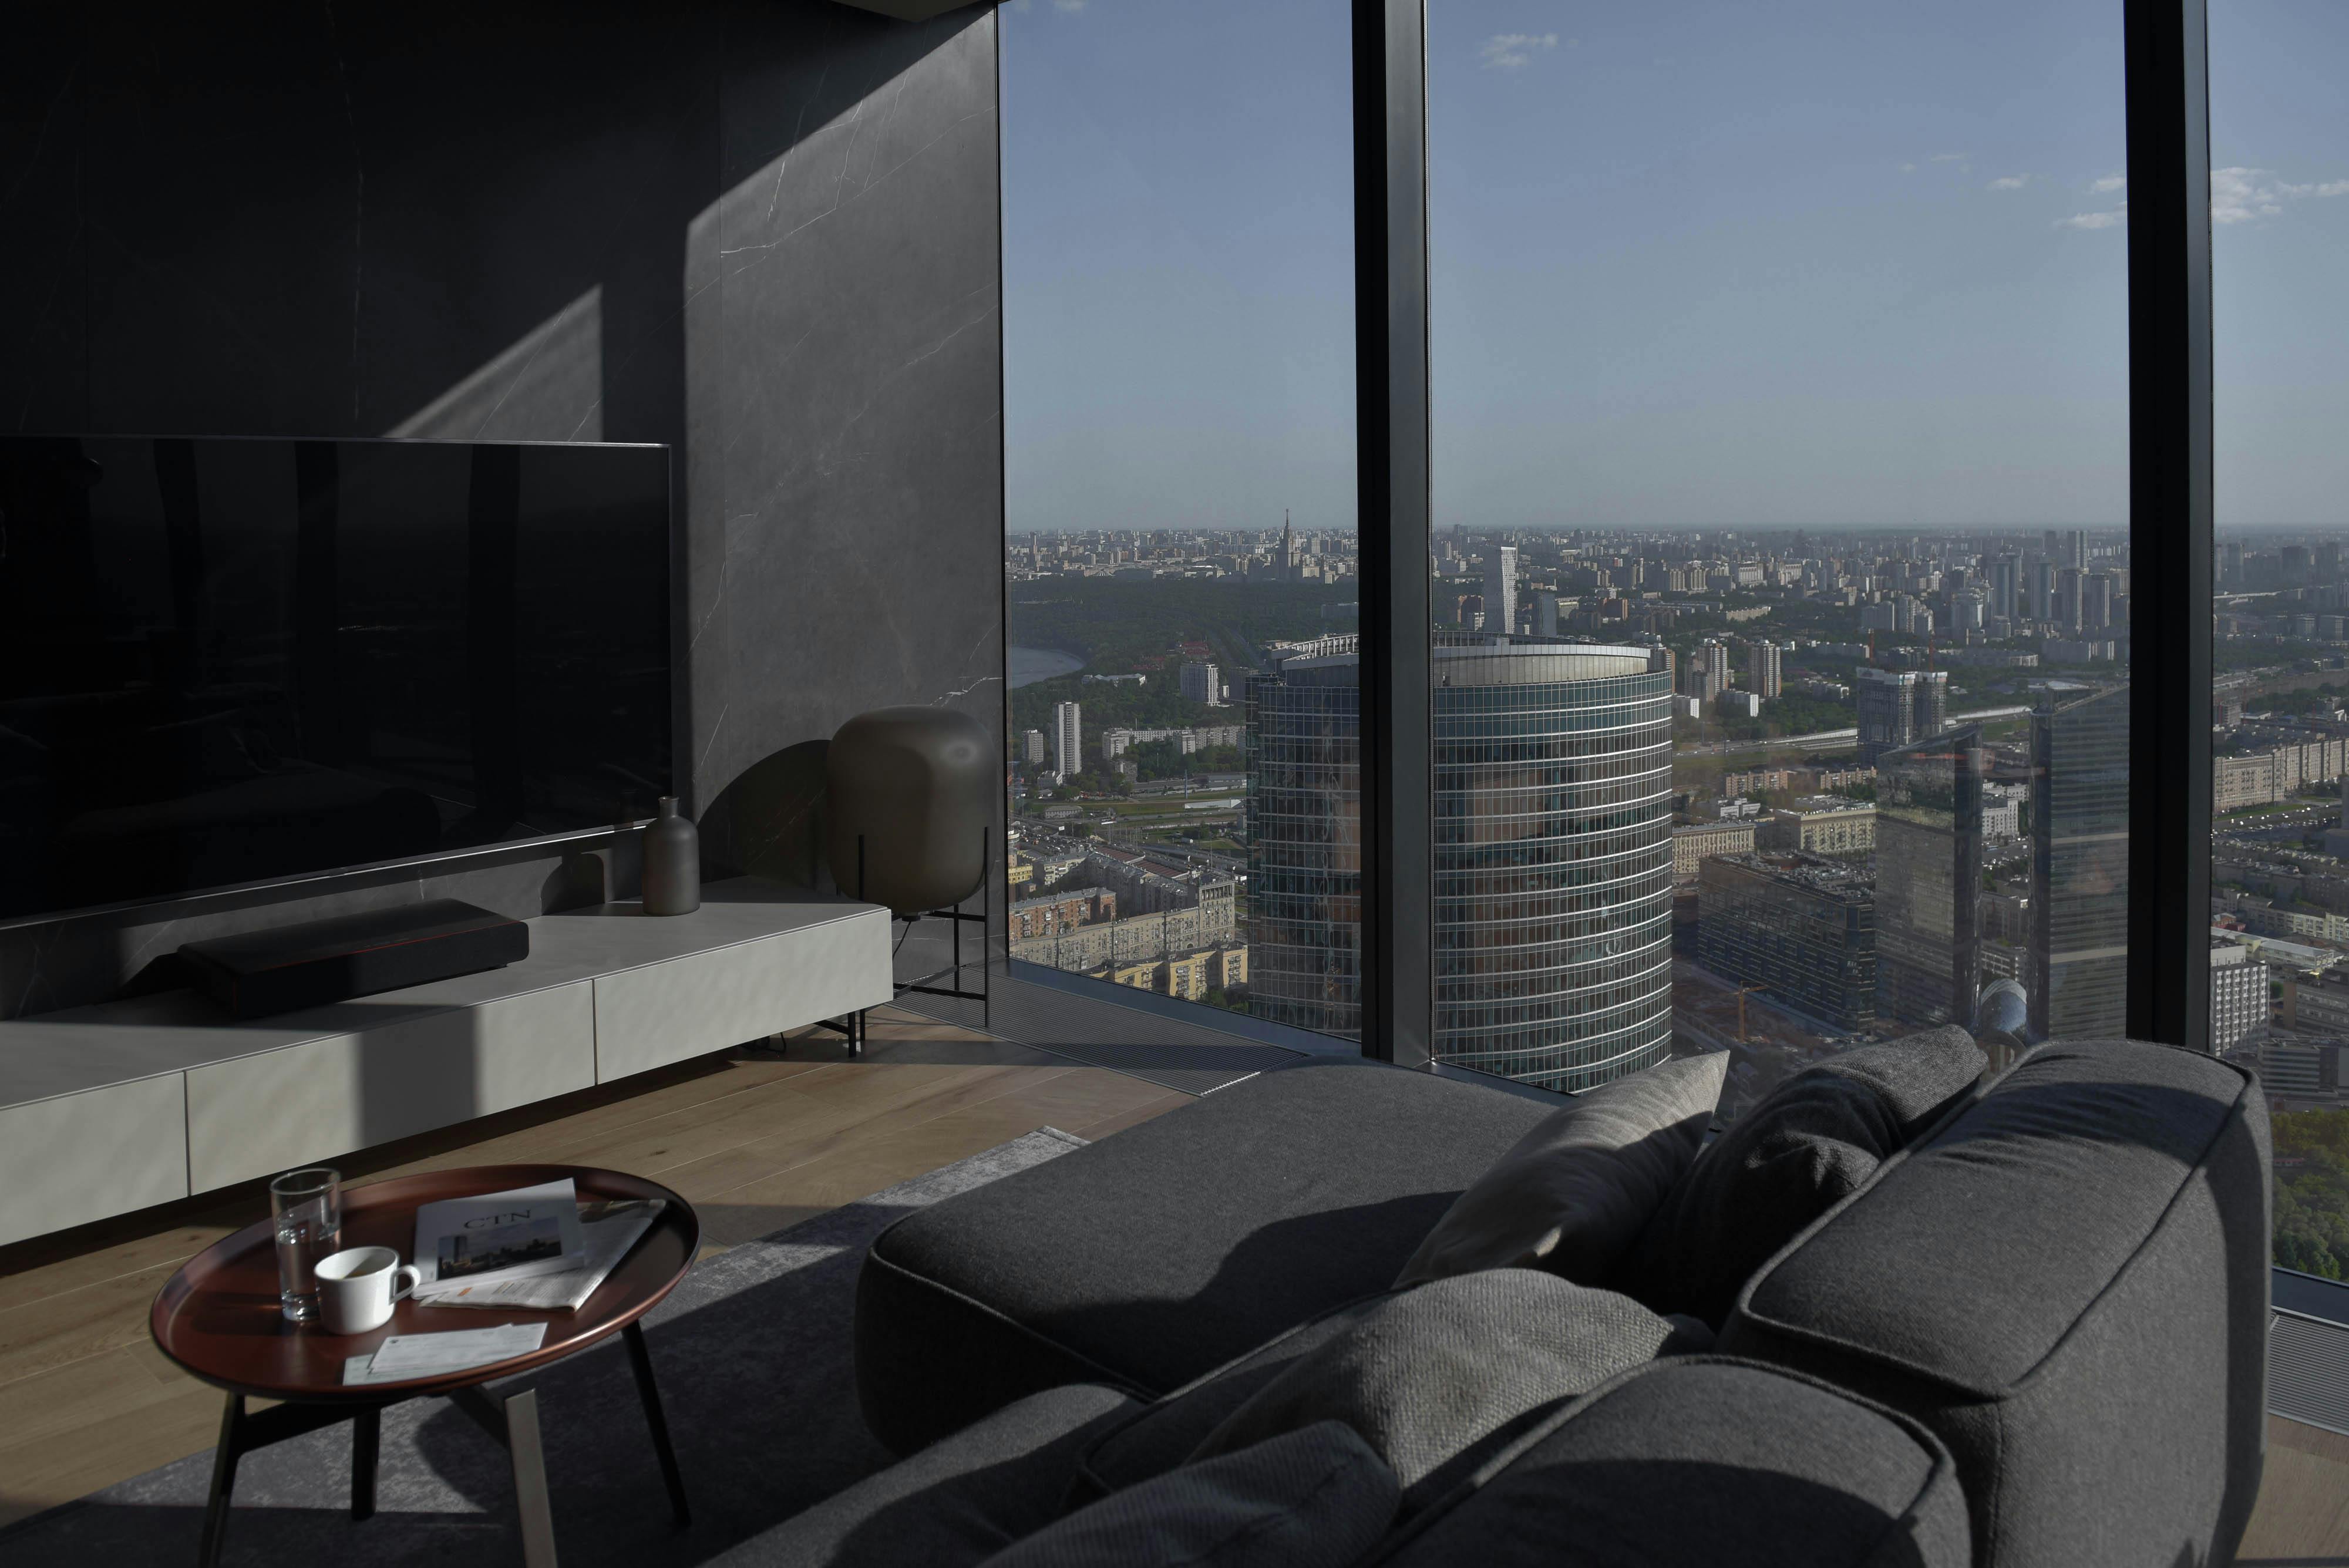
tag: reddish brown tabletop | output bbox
[152,1165,699,1404]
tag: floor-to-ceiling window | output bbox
[998,0,1358,1038]
[1421,0,2131,1099]
[2207,0,2349,1280]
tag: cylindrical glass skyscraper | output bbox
[1246,635,1675,1091]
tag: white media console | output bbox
[0,878,894,1247]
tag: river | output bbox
[1009,645,1086,688]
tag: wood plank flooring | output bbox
[0,1007,1186,1527]
[2,1005,2343,1560]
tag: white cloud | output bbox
[1899,161,1917,173]
[2090,174,2126,194]
[2209,166,2349,222]
[1480,32,1560,69]
[1988,174,2029,191]
[2213,166,2287,223]
[2057,204,2128,230]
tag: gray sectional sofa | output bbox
[722,1038,2270,1567]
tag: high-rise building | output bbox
[1246,636,1673,1091]
[1855,667,1949,765]
[1684,638,1728,704]
[1021,728,1045,766]
[1991,556,2020,622]
[2067,529,2088,569]
[1180,661,1222,706]
[2209,938,2267,1053]
[1483,546,1519,639]
[2080,572,2114,632]
[1534,592,1561,636]
[2029,685,2129,1041]
[1695,850,1877,1033]
[1052,701,1083,781]
[2031,560,2057,624]
[1748,641,1783,699]
[1875,727,1983,1029]
[2055,567,2084,633]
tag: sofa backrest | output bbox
[1376,1357,1970,1568]
[1719,1039,2271,1568]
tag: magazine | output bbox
[426,1199,667,1313]
[412,1179,586,1297]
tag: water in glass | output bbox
[268,1168,342,1323]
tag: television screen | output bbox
[0,436,672,924]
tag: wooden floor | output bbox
[0,1007,1187,1528]
[2,1008,2344,1560]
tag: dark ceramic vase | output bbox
[826,707,991,914]
[641,796,701,916]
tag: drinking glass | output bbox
[270,1167,342,1324]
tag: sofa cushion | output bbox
[1190,1270,1711,1506]
[705,1383,1138,1568]
[1719,1039,2271,1568]
[1075,1290,1396,1500]
[1625,1026,1985,1325]
[856,1061,1552,1454]
[1378,1358,1971,1568]
[1394,1052,1729,1288]
[978,1422,1398,1568]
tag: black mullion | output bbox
[2122,0,2213,1050]
[1352,0,1433,1068]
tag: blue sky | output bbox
[1001,1,2349,534]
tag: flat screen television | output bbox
[0,436,673,925]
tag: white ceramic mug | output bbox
[315,1246,423,1335]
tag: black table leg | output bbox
[352,1404,380,1521]
[624,1321,691,1525]
[198,1394,244,1568]
[195,1394,388,1564]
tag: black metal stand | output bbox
[809,825,996,1056]
[194,1320,688,1568]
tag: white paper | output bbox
[341,1323,547,1385]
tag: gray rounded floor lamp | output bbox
[819,706,994,1055]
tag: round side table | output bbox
[151,1164,699,1568]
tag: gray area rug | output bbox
[0,1128,1090,1567]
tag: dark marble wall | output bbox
[0,2,1004,1019]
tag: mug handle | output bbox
[391,1264,423,1303]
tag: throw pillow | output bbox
[1392,1051,1730,1289]
[1187,1270,1712,1508]
[1623,1025,1987,1327]
[980,1422,1399,1568]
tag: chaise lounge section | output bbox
[769,1037,2266,1566]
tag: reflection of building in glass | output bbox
[2030,685,2129,1041]
[1246,636,1674,1091]
[1694,850,1876,1033]
[1875,726,1983,1029]
[1855,667,1948,766]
